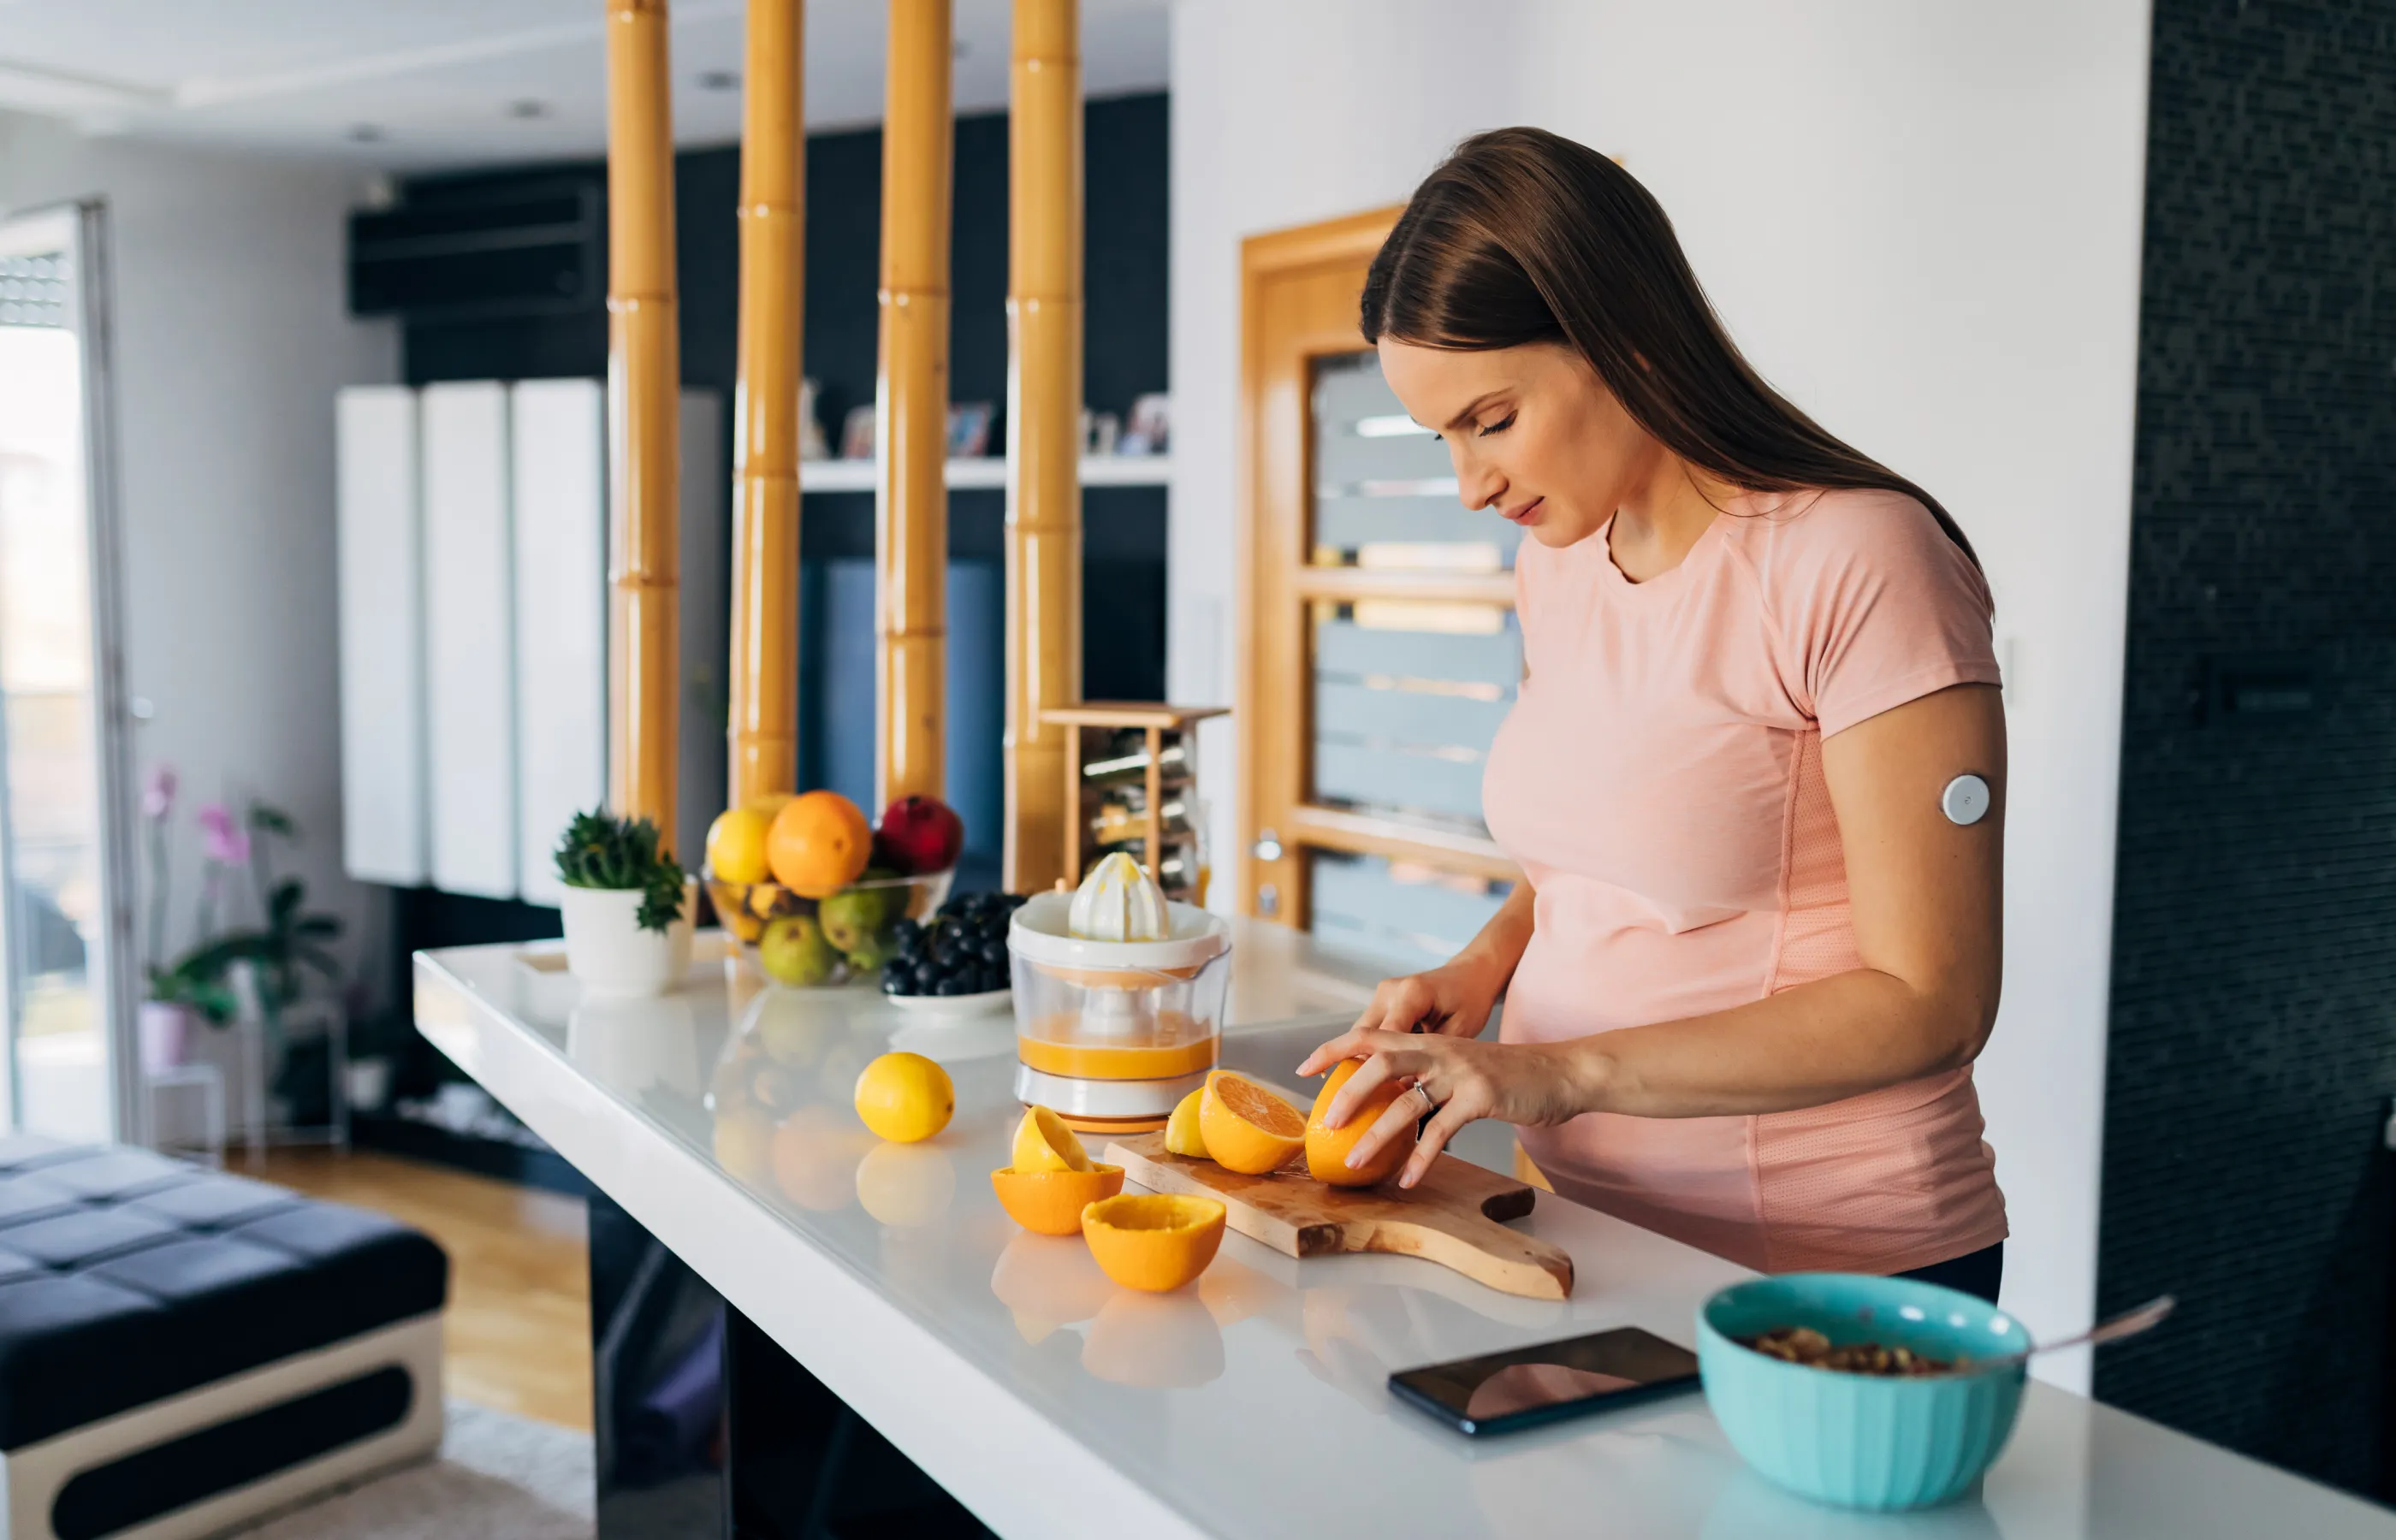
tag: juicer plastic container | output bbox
[1006,891,1232,1131]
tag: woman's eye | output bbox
[1475,412,1516,438]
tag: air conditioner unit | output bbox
[347,181,602,323]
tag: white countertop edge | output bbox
[416,962,1206,1540]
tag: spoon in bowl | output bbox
[1978,1293,2175,1372]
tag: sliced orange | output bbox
[990,1163,1125,1235]
[1011,1105,1091,1173]
[1081,1193,1227,1292]
[1163,1086,1208,1158]
[1199,1070,1306,1175]
[1305,1058,1414,1188]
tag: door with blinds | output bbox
[1237,212,1518,976]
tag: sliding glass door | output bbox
[0,203,134,1141]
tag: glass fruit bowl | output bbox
[704,868,955,987]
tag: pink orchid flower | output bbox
[196,802,250,868]
[141,763,178,821]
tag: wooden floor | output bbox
[237,1147,594,1431]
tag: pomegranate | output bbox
[874,795,964,874]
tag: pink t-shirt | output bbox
[1485,488,2008,1276]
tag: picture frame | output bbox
[947,400,994,459]
[1121,392,1171,456]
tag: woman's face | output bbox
[1375,337,1662,549]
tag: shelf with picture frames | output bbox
[798,454,1173,494]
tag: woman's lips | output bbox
[1500,497,1544,525]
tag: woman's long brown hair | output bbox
[1362,127,1978,563]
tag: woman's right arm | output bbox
[1335,879,1535,1041]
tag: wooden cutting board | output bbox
[1103,1133,1575,1300]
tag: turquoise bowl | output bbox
[1698,1273,2028,1510]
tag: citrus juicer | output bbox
[1005,884,1231,1135]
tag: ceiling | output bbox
[0,0,1171,169]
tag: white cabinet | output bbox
[334,388,427,886]
[508,381,607,906]
[335,381,722,905]
[419,382,519,901]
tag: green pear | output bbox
[758,915,838,987]
[815,890,875,955]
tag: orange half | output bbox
[1198,1070,1306,1175]
[990,1164,1125,1236]
[1081,1193,1227,1292]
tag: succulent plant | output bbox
[554,808,686,933]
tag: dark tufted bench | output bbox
[0,1134,448,1540]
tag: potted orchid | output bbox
[136,767,198,1069]
[139,765,344,1068]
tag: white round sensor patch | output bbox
[1941,773,1991,826]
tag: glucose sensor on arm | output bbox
[1940,774,1991,826]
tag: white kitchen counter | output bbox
[414,926,2393,1540]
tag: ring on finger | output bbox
[1409,1081,1438,1116]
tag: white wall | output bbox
[0,112,400,1035]
[1171,0,2153,1390]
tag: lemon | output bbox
[853,1051,954,1143]
[1164,1087,1208,1158]
[706,807,774,885]
[1011,1105,1090,1173]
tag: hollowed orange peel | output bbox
[1080,1193,1228,1293]
[989,1164,1126,1236]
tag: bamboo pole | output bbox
[1003,0,1082,894]
[729,0,805,810]
[876,0,953,809]
[606,0,681,840]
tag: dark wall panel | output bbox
[2098,0,2396,1497]
[392,92,1167,874]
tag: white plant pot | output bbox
[138,1001,191,1073]
[343,1056,394,1115]
[560,883,695,998]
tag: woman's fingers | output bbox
[1295,1027,1377,1080]
[1343,1085,1432,1174]
[1400,1099,1475,1188]
[1298,982,1416,1076]
[1357,976,1437,1036]
[1320,1043,1414,1129]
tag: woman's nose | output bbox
[1456,456,1505,512]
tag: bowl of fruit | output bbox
[881,890,1025,1016]
[703,791,964,989]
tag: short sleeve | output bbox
[1748,491,2001,738]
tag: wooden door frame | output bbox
[1237,207,1522,927]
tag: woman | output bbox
[1299,127,2008,1301]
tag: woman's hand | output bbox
[1339,953,1508,1042]
[1294,1028,1598,1189]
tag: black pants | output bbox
[1895,1241,2004,1304]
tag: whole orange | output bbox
[1305,1058,1415,1187]
[767,791,872,897]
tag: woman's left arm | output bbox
[1305,682,2005,1186]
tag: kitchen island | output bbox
[415,923,2394,1539]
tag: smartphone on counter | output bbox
[1389,1326,1702,1436]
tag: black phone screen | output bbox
[1388,1326,1701,1436]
